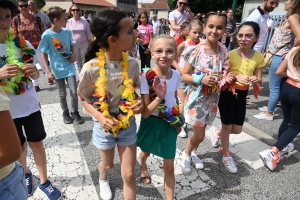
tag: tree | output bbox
[167,0,245,22]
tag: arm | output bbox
[276,59,288,77]
[46,22,52,29]
[288,15,300,46]
[86,21,92,44]
[250,68,263,84]
[176,42,185,58]
[69,46,76,63]
[181,61,196,84]
[0,110,21,168]
[170,20,181,32]
[141,94,163,118]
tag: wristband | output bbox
[192,73,205,85]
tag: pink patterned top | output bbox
[267,21,294,56]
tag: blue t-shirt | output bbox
[38,28,76,79]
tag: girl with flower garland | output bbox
[211,22,265,174]
[180,12,234,174]
[78,10,143,200]
[137,34,184,199]
[172,20,203,138]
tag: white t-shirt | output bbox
[152,20,161,35]
[246,7,269,52]
[267,18,274,27]
[169,10,190,37]
[35,10,51,30]
[0,41,40,119]
[81,16,92,22]
[140,69,181,116]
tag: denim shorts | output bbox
[0,162,27,200]
[93,118,137,150]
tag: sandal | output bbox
[246,100,255,106]
[140,166,151,185]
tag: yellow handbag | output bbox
[264,45,286,67]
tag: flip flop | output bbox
[246,100,255,106]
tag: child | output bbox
[0,1,61,199]
[211,21,265,173]
[38,6,84,124]
[137,11,153,71]
[173,21,190,50]
[137,34,184,200]
[180,12,234,174]
[259,46,300,171]
[173,20,203,138]
[78,10,143,200]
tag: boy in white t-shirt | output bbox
[0,1,61,199]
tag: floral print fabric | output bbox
[182,39,229,127]
[267,21,294,56]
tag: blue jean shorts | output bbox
[0,162,27,200]
[93,118,137,150]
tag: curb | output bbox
[243,121,300,161]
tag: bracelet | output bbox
[192,73,205,85]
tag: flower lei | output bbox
[145,69,184,128]
[186,35,200,46]
[92,48,137,137]
[52,38,72,60]
[1,28,35,95]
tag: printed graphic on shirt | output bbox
[0,55,8,67]
[139,29,147,39]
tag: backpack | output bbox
[13,14,42,36]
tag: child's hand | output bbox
[236,74,250,84]
[20,64,38,77]
[130,96,144,114]
[69,53,76,63]
[249,76,258,84]
[226,72,235,84]
[153,76,166,100]
[47,72,54,81]
[0,64,20,79]
[201,75,216,86]
[99,116,118,133]
[144,48,150,54]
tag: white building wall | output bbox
[242,0,286,21]
[151,10,169,19]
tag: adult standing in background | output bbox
[67,4,92,77]
[28,0,51,29]
[246,0,279,52]
[81,11,92,22]
[168,0,193,37]
[12,0,45,91]
[225,8,236,50]
[152,14,160,38]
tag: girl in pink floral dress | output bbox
[180,12,234,174]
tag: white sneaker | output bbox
[279,143,294,156]
[99,180,112,200]
[253,112,273,121]
[258,106,268,112]
[178,128,187,138]
[222,156,237,174]
[211,127,220,148]
[259,149,280,171]
[191,152,205,169]
[181,151,192,174]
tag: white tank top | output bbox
[178,41,189,69]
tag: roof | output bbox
[138,7,150,13]
[142,0,169,9]
[74,0,116,7]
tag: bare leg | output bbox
[118,143,137,200]
[97,148,115,180]
[185,126,206,155]
[163,159,175,200]
[28,141,47,184]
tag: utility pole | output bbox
[232,0,238,20]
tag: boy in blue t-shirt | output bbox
[38,6,84,124]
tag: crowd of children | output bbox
[1,0,300,199]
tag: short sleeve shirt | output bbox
[286,47,300,82]
[140,69,180,116]
[168,10,190,37]
[78,57,140,115]
[38,28,76,79]
[36,11,51,30]
[137,24,153,45]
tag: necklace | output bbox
[1,28,35,94]
[145,69,184,128]
[92,48,137,137]
[186,35,200,46]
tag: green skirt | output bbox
[137,115,177,159]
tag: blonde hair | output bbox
[189,19,203,29]
[150,34,177,52]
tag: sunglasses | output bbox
[179,2,188,6]
[18,4,28,8]
[72,9,80,12]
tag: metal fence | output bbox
[264,14,285,51]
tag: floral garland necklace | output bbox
[1,28,35,94]
[145,69,184,128]
[92,48,136,137]
[186,35,200,46]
